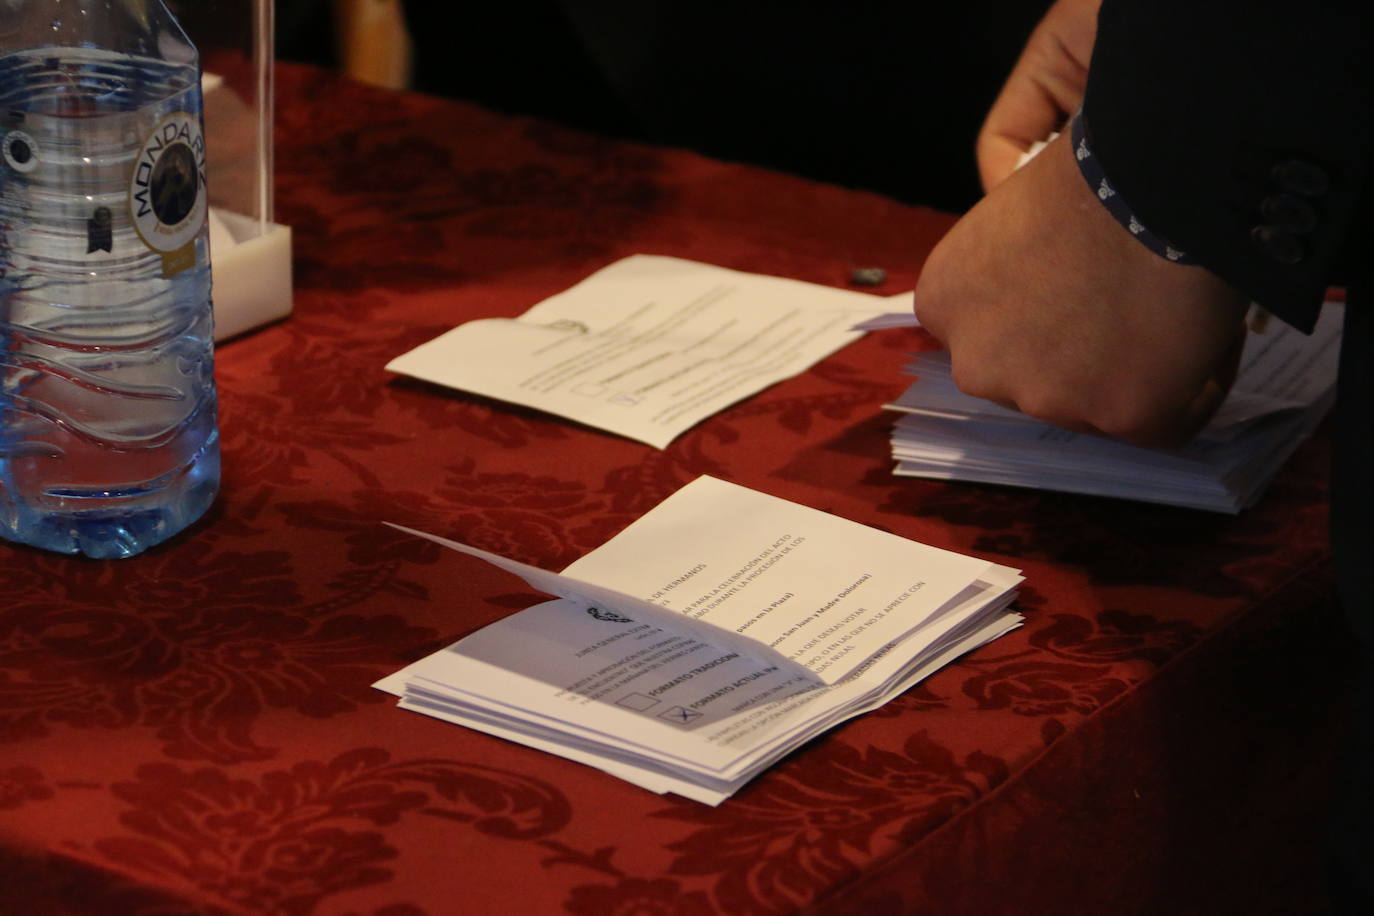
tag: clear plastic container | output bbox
[170,0,292,340]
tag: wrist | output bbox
[1070,107,1194,265]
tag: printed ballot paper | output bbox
[375,476,1023,804]
[866,304,1342,512]
[385,255,896,449]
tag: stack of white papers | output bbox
[386,255,900,449]
[880,305,1343,513]
[375,476,1022,804]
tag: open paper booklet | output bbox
[386,255,905,449]
[375,476,1022,804]
[861,304,1343,512]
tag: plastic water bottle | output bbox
[0,0,219,559]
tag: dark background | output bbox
[277,1,1055,213]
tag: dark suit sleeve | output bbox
[1082,0,1373,331]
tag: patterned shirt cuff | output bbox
[1070,107,1193,265]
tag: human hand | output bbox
[915,132,1251,449]
[976,0,1101,192]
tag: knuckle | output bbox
[948,360,996,402]
[1093,403,1180,448]
[1013,390,1073,427]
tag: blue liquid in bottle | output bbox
[0,10,219,559]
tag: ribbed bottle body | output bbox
[0,46,218,558]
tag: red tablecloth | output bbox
[2,66,1352,915]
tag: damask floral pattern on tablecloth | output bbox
[0,65,1342,915]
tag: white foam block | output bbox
[208,207,293,341]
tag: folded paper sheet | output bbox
[386,255,901,448]
[376,476,1022,804]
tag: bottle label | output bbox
[128,112,208,278]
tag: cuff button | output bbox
[1251,225,1307,264]
[1261,193,1318,233]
